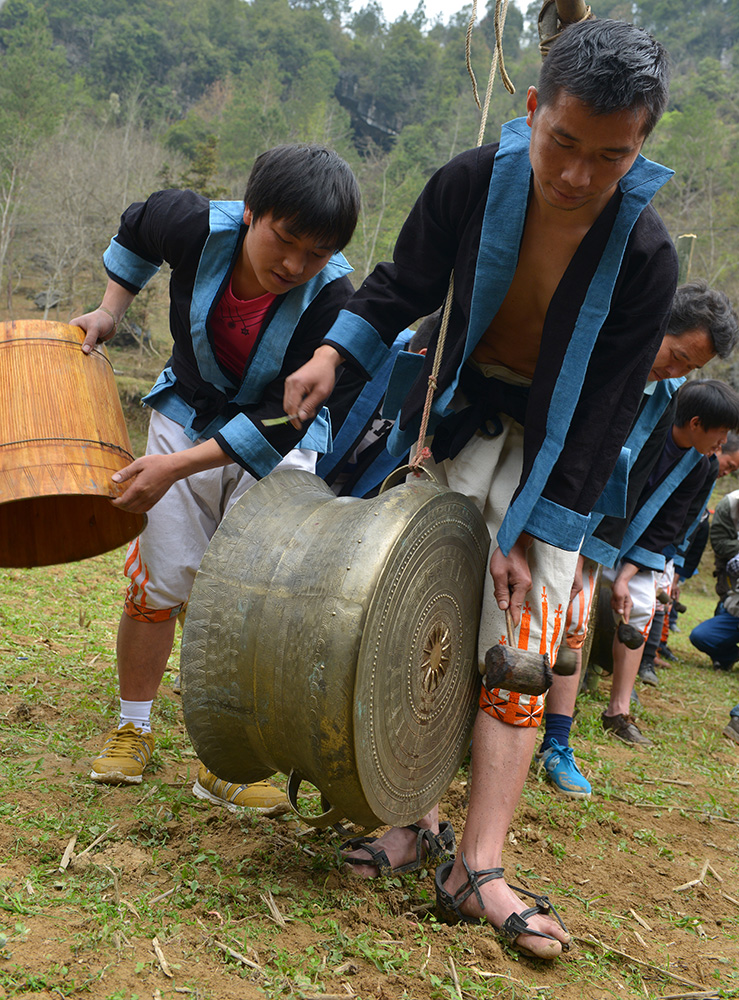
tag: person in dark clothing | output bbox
[71,144,361,808]
[538,282,739,793]
[603,380,739,744]
[690,487,739,671]
[283,19,674,958]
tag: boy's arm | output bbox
[611,560,641,621]
[109,438,232,514]
[619,459,709,572]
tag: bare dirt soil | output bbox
[0,557,738,1000]
[0,340,737,998]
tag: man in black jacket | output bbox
[284,20,674,958]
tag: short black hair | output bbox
[409,310,441,353]
[722,432,739,454]
[675,379,739,432]
[244,144,360,251]
[668,280,739,361]
[538,19,670,137]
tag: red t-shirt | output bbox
[210,277,276,377]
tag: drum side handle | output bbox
[379,464,437,494]
[286,771,375,836]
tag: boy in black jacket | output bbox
[72,145,360,810]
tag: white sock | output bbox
[119,699,154,733]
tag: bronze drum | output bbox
[180,469,490,831]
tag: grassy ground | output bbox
[0,340,738,998]
[0,536,738,999]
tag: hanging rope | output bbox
[409,0,513,471]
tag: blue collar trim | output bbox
[492,120,674,551]
[189,200,352,400]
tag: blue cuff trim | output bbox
[296,407,331,453]
[324,310,390,377]
[580,534,619,568]
[592,446,630,517]
[217,414,282,478]
[142,368,202,438]
[382,350,427,420]
[623,544,665,571]
[518,497,589,552]
[103,239,160,289]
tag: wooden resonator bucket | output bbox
[0,320,145,567]
[181,469,490,831]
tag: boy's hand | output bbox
[70,308,118,355]
[110,454,179,513]
[490,533,533,627]
[283,345,344,428]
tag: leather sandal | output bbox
[341,821,455,875]
[435,853,570,954]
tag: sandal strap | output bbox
[451,852,504,912]
[404,822,455,864]
[340,838,392,874]
[499,911,559,944]
[508,882,569,936]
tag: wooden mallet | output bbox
[484,609,555,696]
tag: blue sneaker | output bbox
[536,739,592,799]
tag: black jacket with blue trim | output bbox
[103,188,355,479]
[320,120,678,555]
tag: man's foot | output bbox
[192,764,290,816]
[536,740,591,798]
[343,822,454,876]
[722,717,739,744]
[658,646,678,662]
[602,712,653,747]
[638,663,659,687]
[90,723,155,784]
[172,672,181,695]
[342,823,448,878]
[435,855,570,959]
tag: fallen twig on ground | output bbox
[58,835,76,872]
[574,934,705,990]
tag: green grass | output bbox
[1,539,739,999]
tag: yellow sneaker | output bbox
[90,723,155,784]
[192,764,289,816]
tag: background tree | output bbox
[0,0,68,301]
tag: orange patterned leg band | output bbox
[480,683,545,728]
[124,595,186,623]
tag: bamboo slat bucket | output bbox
[181,468,490,832]
[0,320,145,567]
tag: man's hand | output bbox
[610,562,639,622]
[490,532,533,627]
[283,344,345,428]
[110,454,180,513]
